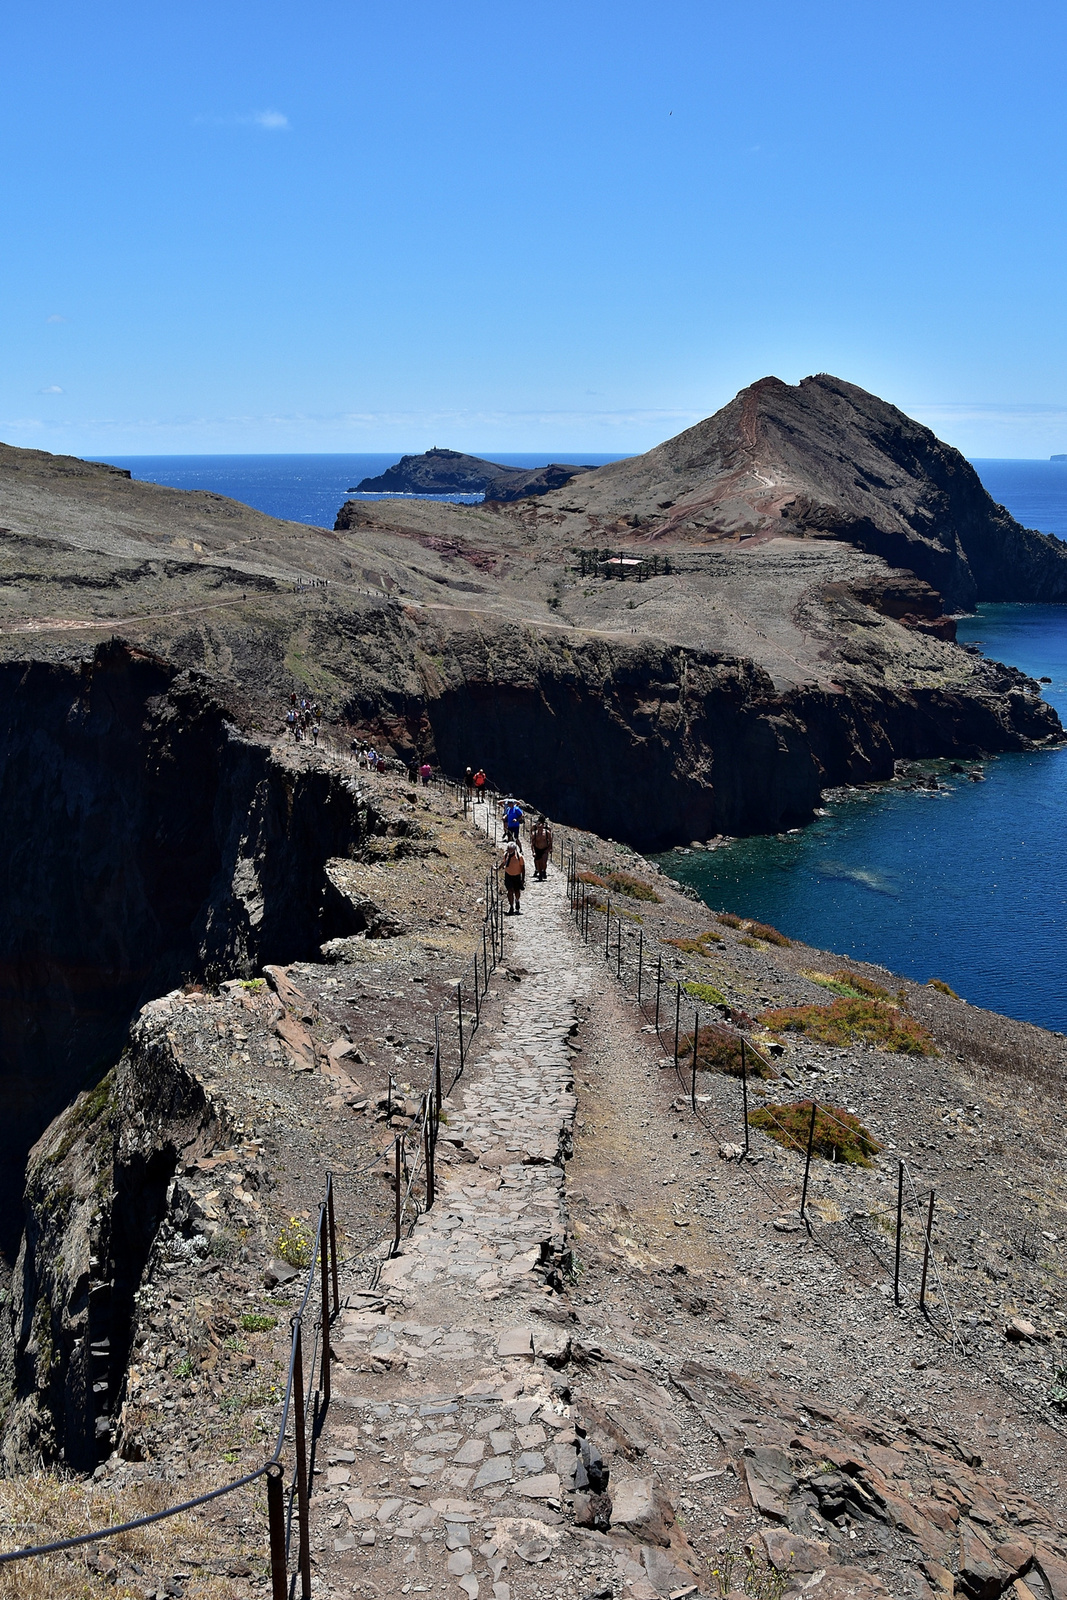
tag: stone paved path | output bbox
[308,834,605,1598]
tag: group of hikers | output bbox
[284,711,551,909]
[495,798,554,914]
[348,742,434,784]
[285,694,323,744]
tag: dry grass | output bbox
[0,1468,263,1598]
[926,978,959,998]
[803,969,891,1001]
[664,930,723,954]
[678,1024,777,1078]
[760,997,937,1056]
[599,868,662,903]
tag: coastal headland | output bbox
[0,375,1065,1598]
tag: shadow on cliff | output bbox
[0,641,365,1260]
[424,638,1061,850]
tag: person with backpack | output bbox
[531,815,553,880]
[503,800,524,841]
[499,840,526,913]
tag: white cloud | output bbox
[39,385,63,394]
[45,314,66,324]
[194,110,291,131]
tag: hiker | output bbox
[465,766,474,792]
[419,762,432,785]
[531,814,553,880]
[503,799,524,841]
[499,840,526,914]
[473,768,487,797]
[408,760,419,784]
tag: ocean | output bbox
[92,450,1067,1030]
[658,459,1067,1031]
[92,452,625,528]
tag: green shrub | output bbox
[926,978,960,998]
[684,981,727,1007]
[748,1100,883,1166]
[240,978,266,993]
[239,1313,278,1333]
[760,998,936,1056]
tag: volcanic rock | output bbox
[342,447,596,505]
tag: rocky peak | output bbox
[542,373,1067,610]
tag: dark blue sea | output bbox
[91,453,624,528]
[657,458,1067,1031]
[90,451,1067,1030]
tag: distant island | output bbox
[1052,454,1067,462]
[346,447,599,503]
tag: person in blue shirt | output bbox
[503,801,524,841]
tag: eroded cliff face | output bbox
[0,641,368,1251]
[2,1018,225,1471]
[419,630,1059,850]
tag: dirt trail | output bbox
[297,847,1067,1600]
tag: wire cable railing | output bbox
[563,844,1067,1437]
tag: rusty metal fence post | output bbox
[799,1101,818,1225]
[266,1462,287,1600]
[741,1038,749,1157]
[319,1210,331,1405]
[894,1161,904,1305]
[691,1008,699,1111]
[919,1189,936,1315]
[326,1174,339,1315]
[393,1135,404,1255]
[673,982,681,1067]
[291,1322,312,1599]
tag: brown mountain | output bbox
[538,373,1067,610]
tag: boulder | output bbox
[741,1445,797,1521]
[609,1475,674,1546]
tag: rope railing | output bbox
[0,783,510,1589]
[0,1173,340,1600]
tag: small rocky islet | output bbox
[0,373,1064,1598]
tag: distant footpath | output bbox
[347,447,598,504]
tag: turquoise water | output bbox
[657,603,1067,1030]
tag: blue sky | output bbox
[4,0,1067,457]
